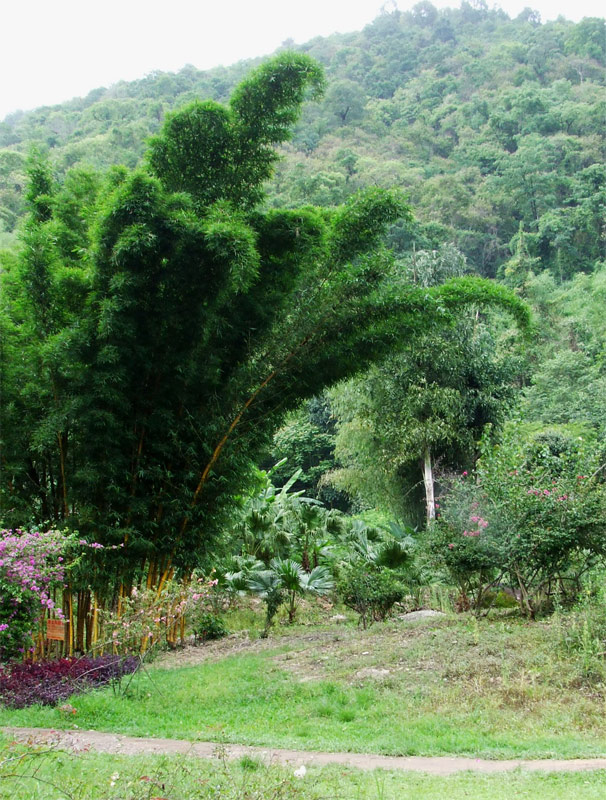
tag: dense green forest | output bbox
[1,4,604,278]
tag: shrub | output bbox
[101,576,218,653]
[246,570,285,638]
[0,654,139,708]
[427,428,606,616]
[426,479,501,611]
[337,564,405,628]
[0,528,72,661]
[0,528,125,661]
[248,559,334,628]
[191,611,228,642]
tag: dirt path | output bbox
[4,727,606,776]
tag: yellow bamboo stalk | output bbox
[146,559,157,590]
[91,595,99,650]
[156,565,174,597]
[66,588,74,657]
[140,628,152,655]
[117,583,125,619]
[179,572,192,646]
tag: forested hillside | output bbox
[1,4,604,278]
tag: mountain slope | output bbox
[1,4,604,277]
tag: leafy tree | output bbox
[523,265,606,431]
[269,396,346,507]
[564,18,606,64]
[324,80,366,126]
[328,248,519,524]
[499,223,541,288]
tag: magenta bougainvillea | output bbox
[0,528,127,660]
[0,528,72,661]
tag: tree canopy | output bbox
[0,8,603,280]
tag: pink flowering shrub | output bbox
[0,527,220,660]
[427,429,606,616]
[427,478,500,609]
[0,529,116,661]
[0,528,74,661]
[101,575,218,654]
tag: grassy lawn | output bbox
[1,742,606,800]
[2,610,606,760]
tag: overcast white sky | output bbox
[2,0,604,121]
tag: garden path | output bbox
[4,727,606,776]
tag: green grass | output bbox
[2,611,606,760]
[2,740,606,800]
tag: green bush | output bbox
[192,612,228,643]
[426,428,606,617]
[337,564,405,628]
[479,590,519,610]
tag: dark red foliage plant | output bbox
[0,654,139,708]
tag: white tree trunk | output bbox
[422,445,435,524]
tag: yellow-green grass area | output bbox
[2,740,606,800]
[2,612,606,760]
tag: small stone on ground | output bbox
[398,610,446,622]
